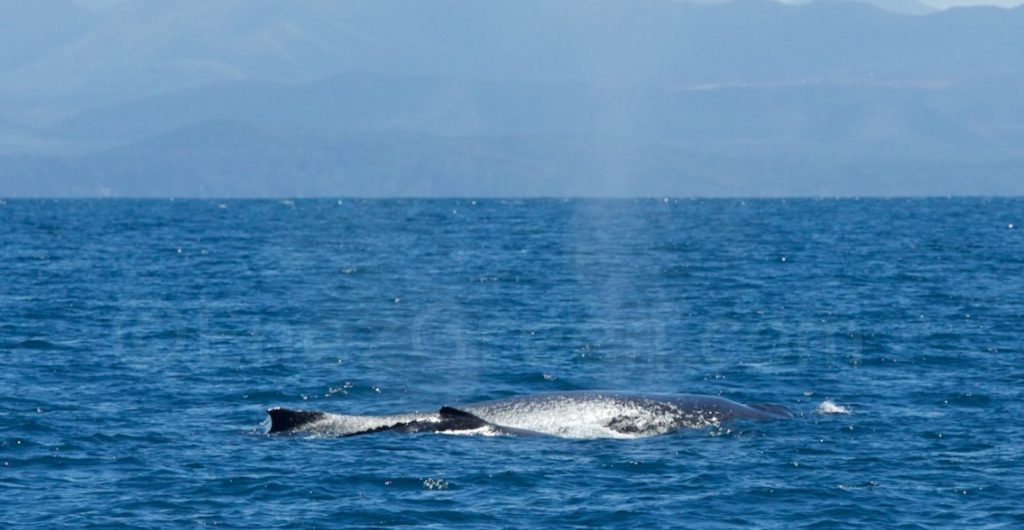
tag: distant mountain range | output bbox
[1,0,1022,197]
[790,0,936,16]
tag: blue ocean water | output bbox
[1,198,1022,528]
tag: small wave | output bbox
[4,339,70,351]
[817,400,850,414]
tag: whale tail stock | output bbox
[365,406,495,435]
[266,405,531,436]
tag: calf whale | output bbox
[267,392,792,439]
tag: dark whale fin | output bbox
[437,407,543,436]
[746,403,794,419]
[267,408,327,433]
[437,406,491,431]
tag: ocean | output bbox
[2,198,1022,528]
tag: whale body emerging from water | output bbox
[267,392,792,439]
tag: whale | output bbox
[266,392,792,439]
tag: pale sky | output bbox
[922,0,1023,7]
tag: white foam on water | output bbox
[817,400,850,414]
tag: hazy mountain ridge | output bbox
[799,0,936,15]
[1,0,1022,196]
[4,0,1022,105]
[49,74,1024,149]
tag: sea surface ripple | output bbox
[1,198,1022,528]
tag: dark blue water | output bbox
[2,198,1022,528]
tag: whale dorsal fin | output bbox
[439,406,481,420]
[437,406,542,436]
[438,406,490,430]
[267,408,326,433]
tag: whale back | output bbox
[267,392,793,438]
[463,392,792,437]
